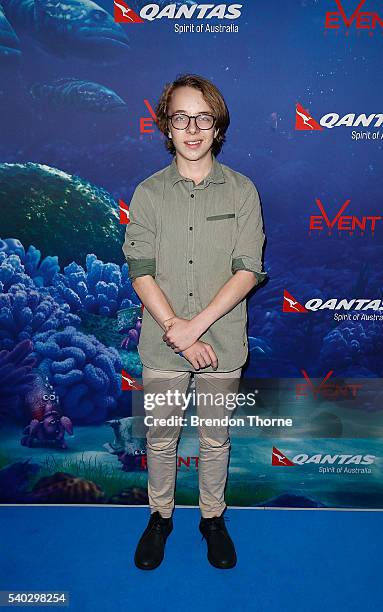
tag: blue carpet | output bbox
[0,506,381,612]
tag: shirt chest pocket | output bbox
[205,212,236,253]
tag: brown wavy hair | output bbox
[155,74,230,157]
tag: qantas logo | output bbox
[114,1,242,22]
[272,446,296,466]
[295,103,323,130]
[283,289,383,314]
[121,370,143,391]
[296,102,383,130]
[272,446,376,466]
[119,200,130,224]
[283,290,308,313]
[114,0,144,22]
[309,198,382,235]
[325,0,383,32]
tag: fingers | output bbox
[163,319,175,331]
[205,344,218,369]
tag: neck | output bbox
[175,150,214,185]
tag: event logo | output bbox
[114,2,243,22]
[325,0,383,34]
[121,370,143,390]
[296,370,362,399]
[272,446,376,467]
[119,199,130,224]
[140,99,157,134]
[309,198,382,235]
[282,289,383,319]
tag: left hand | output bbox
[162,316,200,352]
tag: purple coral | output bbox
[51,254,139,317]
[0,340,37,425]
[33,326,122,424]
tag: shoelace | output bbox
[200,515,230,541]
[148,515,171,535]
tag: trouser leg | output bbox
[142,365,191,518]
[195,368,242,518]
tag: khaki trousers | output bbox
[142,364,242,519]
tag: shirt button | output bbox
[190,193,194,198]
[189,292,193,297]
[189,226,193,231]
[189,259,193,264]
[131,242,135,245]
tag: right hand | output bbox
[181,341,218,371]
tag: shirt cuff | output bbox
[231,257,268,284]
[126,258,156,282]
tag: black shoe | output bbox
[134,511,173,570]
[199,510,237,569]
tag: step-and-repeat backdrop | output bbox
[0,0,382,508]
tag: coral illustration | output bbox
[0,238,60,287]
[33,326,122,424]
[0,340,37,425]
[51,254,139,317]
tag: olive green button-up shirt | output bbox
[122,154,268,372]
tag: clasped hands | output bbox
[162,316,199,352]
[162,316,218,370]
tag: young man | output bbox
[122,74,267,570]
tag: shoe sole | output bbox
[207,553,237,569]
[200,526,237,569]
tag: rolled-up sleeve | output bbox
[122,184,156,283]
[231,180,268,285]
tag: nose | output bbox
[186,117,199,133]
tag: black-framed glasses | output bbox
[167,113,216,130]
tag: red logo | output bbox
[114,0,144,23]
[119,199,130,224]
[140,99,157,134]
[121,370,143,391]
[283,290,308,313]
[296,370,362,399]
[309,198,382,235]
[295,103,323,131]
[325,0,383,32]
[272,446,296,466]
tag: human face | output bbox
[167,86,218,161]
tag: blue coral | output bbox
[319,318,383,376]
[33,326,122,424]
[0,283,80,351]
[0,251,34,293]
[51,254,139,317]
[0,340,37,424]
[0,238,60,287]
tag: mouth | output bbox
[184,139,203,149]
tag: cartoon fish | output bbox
[30,78,127,112]
[0,0,129,62]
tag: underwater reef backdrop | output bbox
[0,0,382,509]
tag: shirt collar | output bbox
[168,154,225,187]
